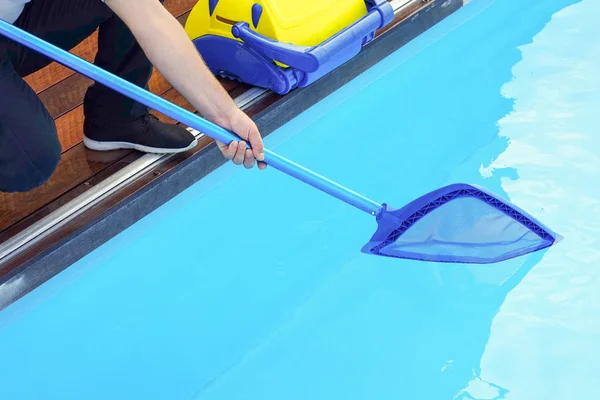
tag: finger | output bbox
[218,140,237,160]
[243,149,255,169]
[258,161,268,170]
[247,126,265,162]
[215,140,237,160]
[215,140,227,154]
[232,141,246,165]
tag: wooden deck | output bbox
[0,0,461,286]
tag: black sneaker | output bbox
[83,114,198,154]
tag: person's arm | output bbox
[104,0,266,170]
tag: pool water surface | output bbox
[0,0,598,398]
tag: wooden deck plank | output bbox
[38,74,93,119]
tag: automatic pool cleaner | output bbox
[184,0,395,94]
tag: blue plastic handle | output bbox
[311,3,393,64]
[232,0,394,73]
[232,22,320,72]
[0,19,383,216]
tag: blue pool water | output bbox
[1,0,598,398]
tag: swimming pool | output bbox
[0,0,598,398]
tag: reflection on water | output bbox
[463,0,599,398]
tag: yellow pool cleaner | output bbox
[184,0,394,94]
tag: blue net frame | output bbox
[361,184,559,264]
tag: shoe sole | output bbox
[83,136,198,154]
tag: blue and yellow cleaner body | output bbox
[184,0,394,94]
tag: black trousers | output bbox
[0,0,157,193]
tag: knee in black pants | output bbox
[0,117,61,193]
[0,54,61,193]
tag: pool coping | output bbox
[0,0,465,310]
